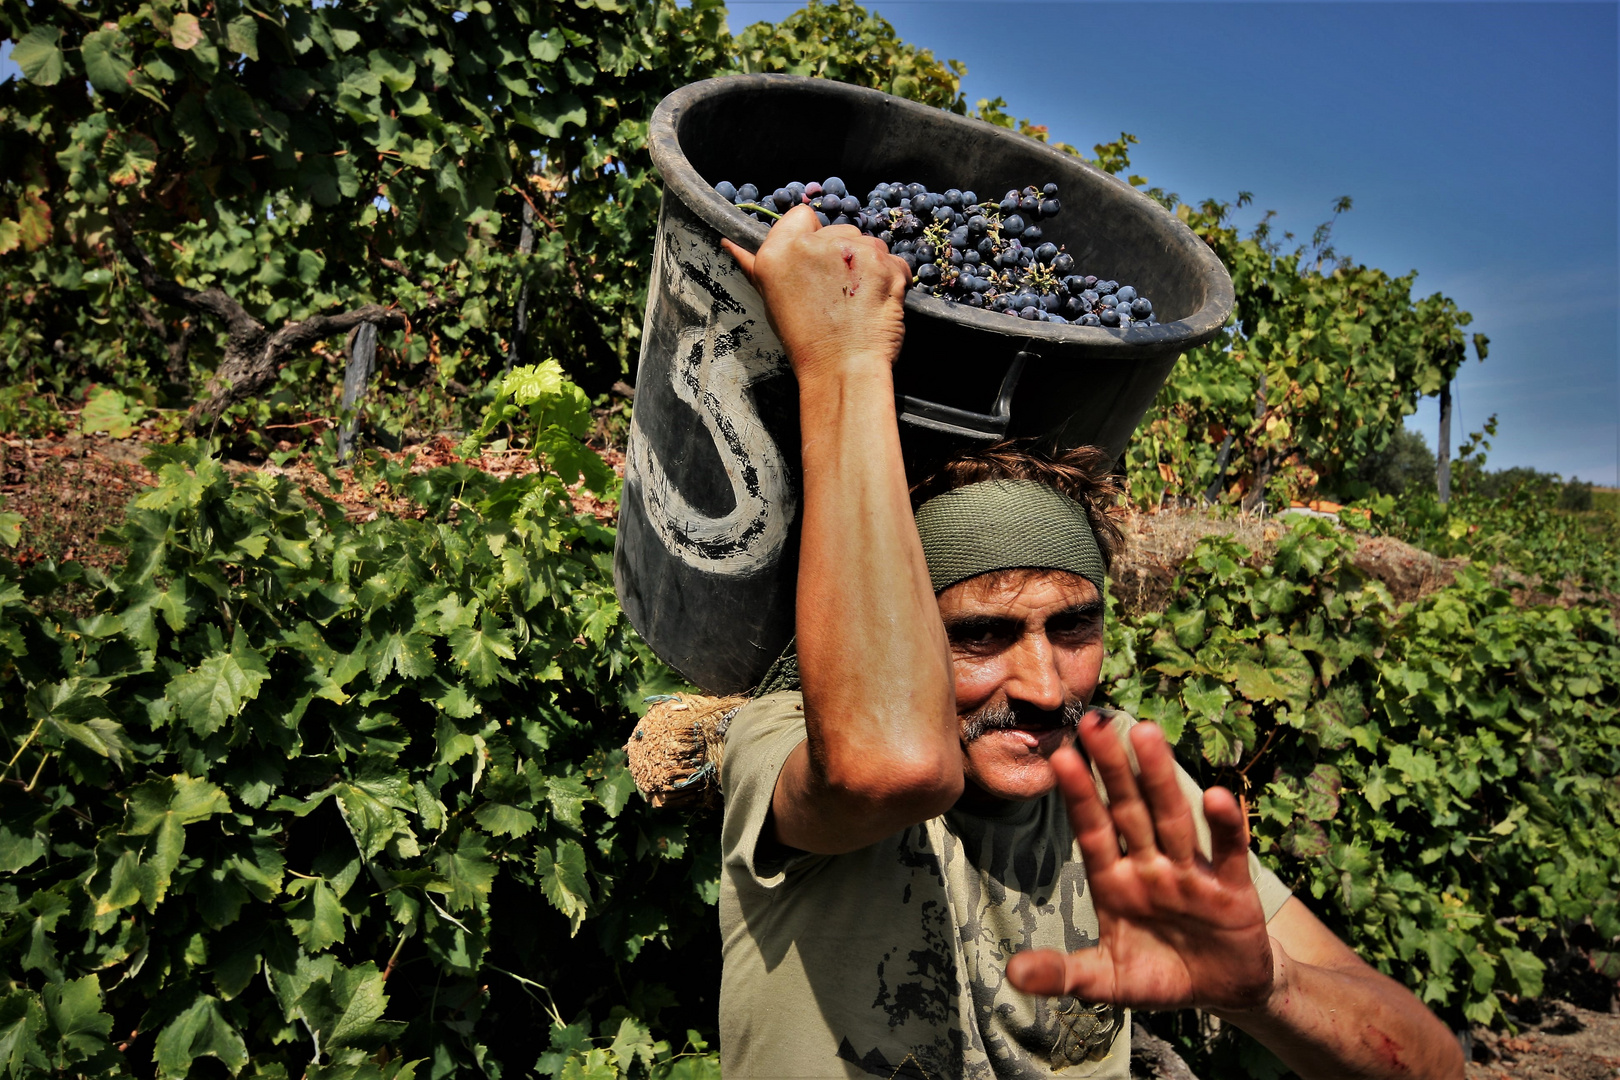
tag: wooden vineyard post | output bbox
[338,322,378,464]
[1437,380,1452,504]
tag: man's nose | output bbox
[1004,634,1066,712]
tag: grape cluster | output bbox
[712,176,1157,328]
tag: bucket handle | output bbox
[897,350,1033,441]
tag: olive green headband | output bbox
[914,478,1106,596]
[750,478,1105,697]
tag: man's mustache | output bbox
[960,698,1091,743]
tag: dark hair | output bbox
[909,441,1125,572]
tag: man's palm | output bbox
[1005,720,1276,1012]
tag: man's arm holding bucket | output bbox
[723,207,963,854]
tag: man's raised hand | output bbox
[1005,713,1278,1013]
[721,204,912,383]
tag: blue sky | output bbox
[6,4,1617,483]
[728,0,1620,485]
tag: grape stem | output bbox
[734,202,783,221]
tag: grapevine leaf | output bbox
[12,27,65,86]
[608,1015,654,1072]
[434,832,495,911]
[40,975,112,1060]
[81,27,136,95]
[473,802,537,838]
[80,387,137,437]
[153,993,249,1079]
[537,839,591,935]
[170,13,204,50]
[285,878,346,952]
[449,614,516,687]
[225,15,259,59]
[167,646,271,736]
[0,992,46,1075]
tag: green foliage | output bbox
[1,0,1110,438]
[1122,181,1483,510]
[731,0,966,111]
[1102,517,1620,1030]
[1372,481,1620,597]
[0,369,716,1077]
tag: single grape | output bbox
[1021,225,1043,243]
[805,181,824,198]
[1131,297,1153,317]
[1083,275,1099,290]
[1003,213,1027,235]
[1096,279,1117,296]
[961,190,978,207]
[1116,285,1137,303]
[1039,198,1061,218]
[964,249,982,266]
[1042,182,1059,197]
[823,177,848,197]
[1051,253,1075,276]
[1035,242,1059,264]
[1019,195,1040,214]
[917,263,940,284]
[715,180,737,201]
[1099,293,1118,308]
[1019,305,1040,320]
[999,195,1018,214]
[737,183,759,203]
[1039,292,1061,313]
[1049,314,1069,325]
[1081,313,1101,327]
[1099,308,1120,326]
[915,242,937,263]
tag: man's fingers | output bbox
[1204,786,1253,889]
[719,237,756,282]
[1050,742,1119,876]
[1131,723,1197,864]
[1079,712,1157,856]
[1006,947,1111,999]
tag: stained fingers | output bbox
[1078,712,1158,856]
[1203,786,1254,890]
[1050,742,1119,877]
[1005,946,1112,1000]
[1130,723,1198,864]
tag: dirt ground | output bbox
[1467,1000,1620,1080]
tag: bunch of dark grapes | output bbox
[712,176,1157,328]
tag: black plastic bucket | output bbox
[614,75,1233,694]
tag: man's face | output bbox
[936,569,1104,804]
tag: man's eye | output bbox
[948,621,1017,648]
[1048,612,1103,641]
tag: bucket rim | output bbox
[647,73,1235,355]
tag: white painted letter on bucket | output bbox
[627,216,795,576]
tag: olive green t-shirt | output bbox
[718,692,1292,1080]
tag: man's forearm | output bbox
[794,365,959,803]
[1218,941,1464,1080]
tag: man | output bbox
[714,205,1463,1079]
